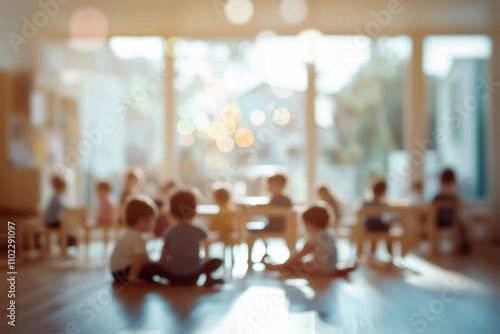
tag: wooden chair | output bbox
[84,206,120,255]
[203,211,242,265]
[431,202,463,252]
[240,206,296,264]
[55,207,88,256]
[355,206,411,260]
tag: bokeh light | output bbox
[221,103,242,125]
[216,135,235,153]
[177,105,190,119]
[224,0,254,25]
[271,86,294,99]
[179,134,195,147]
[69,8,108,52]
[208,121,226,140]
[273,108,291,126]
[177,120,194,135]
[298,29,323,63]
[166,36,184,57]
[235,128,255,148]
[279,0,309,24]
[250,109,266,125]
[204,77,225,96]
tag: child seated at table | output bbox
[408,181,424,204]
[43,174,76,246]
[159,190,224,286]
[95,181,114,226]
[317,185,342,222]
[153,199,170,237]
[264,205,357,277]
[209,187,236,234]
[118,168,144,225]
[361,178,393,255]
[432,168,470,253]
[256,174,293,232]
[110,195,173,285]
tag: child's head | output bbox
[96,181,112,198]
[170,190,197,223]
[213,188,230,205]
[371,178,387,200]
[317,186,331,200]
[124,167,144,191]
[267,174,287,195]
[440,168,456,187]
[161,180,177,198]
[411,181,423,194]
[302,205,330,234]
[125,195,158,232]
[51,175,66,194]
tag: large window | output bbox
[424,35,492,200]
[35,37,166,206]
[173,36,307,202]
[315,36,412,203]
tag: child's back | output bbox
[44,175,66,228]
[163,224,207,275]
[209,188,235,233]
[433,169,460,228]
[266,175,293,231]
[305,228,337,274]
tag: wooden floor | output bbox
[1,240,500,334]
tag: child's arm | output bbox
[128,253,150,283]
[282,243,314,269]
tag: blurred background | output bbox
[0,0,498,226]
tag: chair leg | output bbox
[43,230,52,256]
[247,238,255,265]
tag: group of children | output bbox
[42,166,468,287]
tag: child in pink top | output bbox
[96,181,114,226]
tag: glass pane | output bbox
[36,37,166,205]
[315,35,412,206]
[173,36,307,203]
[424,35,491,200]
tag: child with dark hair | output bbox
[209,187,235,233]
[43,175,76,246]
[361,178,393,255]
[260,174,293,232]
[432,168,470,253]
[96,181,114,226]
[159,190,224,286]
[110,195,175,285]
[265,205,357,277]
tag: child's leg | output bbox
[137,263,175,284]
[386,240,393,255]
[202,258,224,286]
[335,261,358,276]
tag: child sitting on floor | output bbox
[159,190,224,286]
[209,187,236,235]
[96,181,114,226]
[432,168,470,253]
[264,205,357,277]
[110,195,174,285]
